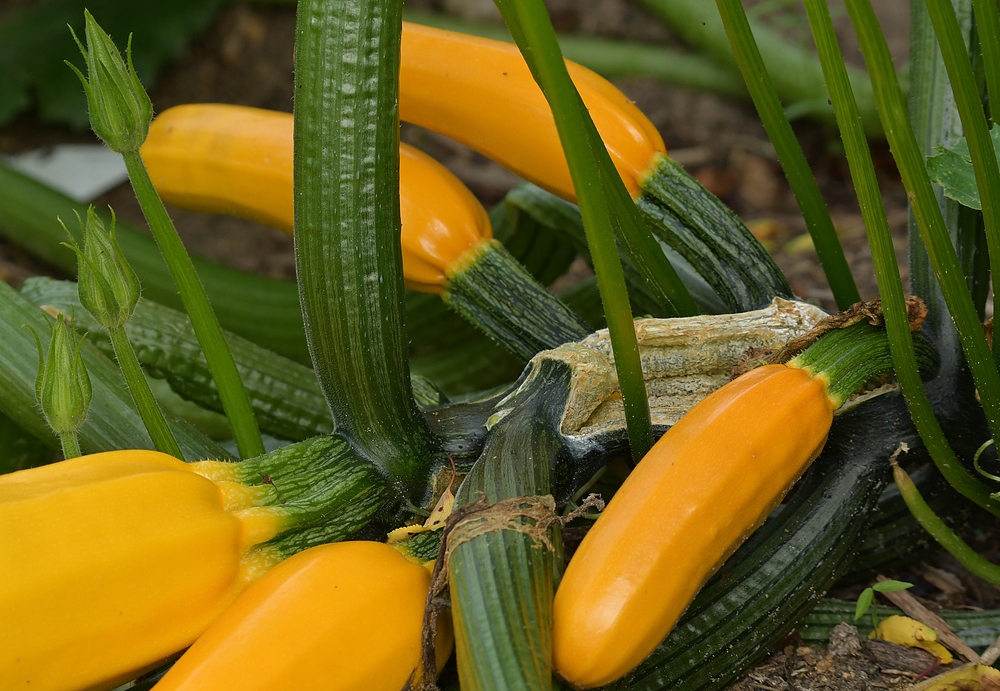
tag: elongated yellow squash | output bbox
[0,450,285,691]
[153,541,452,691]
[552,364,834,687]
[398,22,666,200]
[140,104,491,294]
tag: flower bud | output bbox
[66,10,153,153]
[32,314,92,437]
[68,206,141,330]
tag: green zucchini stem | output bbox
[893,459,1000,584]
[123,152,265,460]
[444,239,590,360]
[59,432,81,460]
[107,326,182,458]
[804,0,1000,515]
[714,0,860,311]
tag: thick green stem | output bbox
[844,0,1000,467]
[715,0,860,311]
[925,0,1000,369]
[123,151,264,459]
[59,432,81,459]
[444,240,590,360]
[893,461,1000,583]
[108,326,182,458]
[807,0,1000,515]
[293,0,438,500]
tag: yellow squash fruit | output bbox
[870,615,954,664]
[140,104,491,294]
[0,450,284,691]
[153,541,453,691]
[553,364,834,687]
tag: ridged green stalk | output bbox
[293,0,438,501]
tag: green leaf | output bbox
[0,0,223,128]
[927,125,1000,211]
[871,579,914,593]
[854,587,874,620]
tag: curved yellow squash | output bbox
[153,541,452,691]
[0,450,284,691]
[399,22,666,200]
[552,364,834,688]
[140,104,491,294]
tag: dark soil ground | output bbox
[2,1,998,688]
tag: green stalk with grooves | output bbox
[293,0,438,501]
[925,0,1000,368]
[490,0,665,464]
[0,279,229,460]
[845,0,1000,465]
[715,0,860,311]
[443,240,590,360]
[805,0,1000,514]
[67,12,264,459]
[636,0,883,137]
[893,460,1000,584]
[403,10,747,98]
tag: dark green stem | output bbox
[293,0,438,500]
[893,461,1000,583]
[808,0,1000,515]
[108,326,182,458]
[715,0,860,311]
[637,156,792,312]
[844,0,1000,468]
[59,431,81,459]
[123,151,264,459]
[925,0,1000,369]
[444,240,590,360]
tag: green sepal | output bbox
[30,311,91,437]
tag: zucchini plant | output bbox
[2,0,1000,689]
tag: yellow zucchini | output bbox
[153,541,452,691]
[0,450,284,691]
[140,104,491,294]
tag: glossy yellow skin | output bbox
[0,450,283,691]
[552,365,834,688]
[153,541,453,691]
[140,104,491,293]
[399,22,666,200]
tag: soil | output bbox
[2,1,998,689]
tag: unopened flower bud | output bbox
[66,10,153,153]
[32,313,92,436]
[68,206,140,330]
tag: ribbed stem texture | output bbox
[293,0,437,500]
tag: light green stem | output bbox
[894,461,1000,583]
[108,326,182,459]
[123,151,264,460]
[59,431,81,459]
